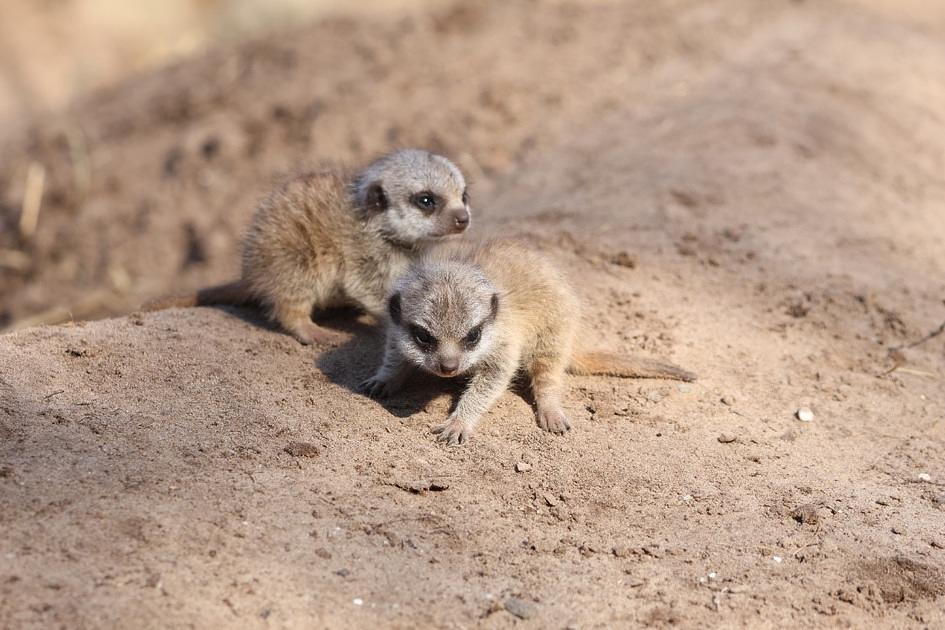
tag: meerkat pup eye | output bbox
[411,192,439,213]
[463,325,483,349]
[410,324,437,349]
[461,189,469,205]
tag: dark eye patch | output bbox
[461,189,469,205]
[463,324,482,349]
[410,191,440,214]
[409,324,437,350]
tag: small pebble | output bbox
[642,545,665,559]
[352,598,363,606]
[717,433,737,444]
[612,545,633,558]
[284,441,320,458]
[791,503,820,525]
[796,408,814,422]
[930,539,944,549]
[918,473,932,482]
[721,396,735,406]
[515,462,532,473]
[772,556,783,564]
[504,597,536,620]
[891,526,904,535]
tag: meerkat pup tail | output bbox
[568,351,696,382]
[142,280,252,311]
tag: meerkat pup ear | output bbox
[490,293,500,319]
[365,181,389,212]
[388,292,402,324]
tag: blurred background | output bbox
[0,0,446,137]
[1,3,945,627]
[0,0,943,332]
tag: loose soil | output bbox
[1,1,944,627]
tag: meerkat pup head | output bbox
[387,259,500,378]
[353,149,471,245]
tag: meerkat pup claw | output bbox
[369,240,695,444]
[360,345,414,399]
[432,417,473,446]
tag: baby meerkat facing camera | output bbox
[145,149,471,345]
[362,239,696,445]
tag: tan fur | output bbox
[568,351,696,381]
[143,150,471,344]
[363,239,696,445]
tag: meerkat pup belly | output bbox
[145,149,471,345]
[362,240,696,445]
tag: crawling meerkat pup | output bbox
[362,240,696,445]
[146,149,471,344]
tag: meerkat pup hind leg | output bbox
[272,299,342,346]
[528,354,572,434]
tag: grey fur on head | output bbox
[351,149,470,245]
[388,257,500,378]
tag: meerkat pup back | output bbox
[363,240,695,445]
[145,149,472,345]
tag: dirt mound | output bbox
[2,0,944,628]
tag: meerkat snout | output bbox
[438,353,460,376]
[447,206,470,232]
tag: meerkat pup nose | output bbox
[439,356,460,375]
[451,207,470,229]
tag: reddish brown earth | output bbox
[1,1,944,628]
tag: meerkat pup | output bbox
[146,149,471,344]
[362,240,696,445]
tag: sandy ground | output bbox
[1,0,945,627]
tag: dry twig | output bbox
[18,162,46,238]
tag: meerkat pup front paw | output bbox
[361,375,399,399]
[432,415,474,446]
[361,349,413,399]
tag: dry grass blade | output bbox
[18,162,46,238]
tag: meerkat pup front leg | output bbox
[362,336,414,398]
[434,351,518,446]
